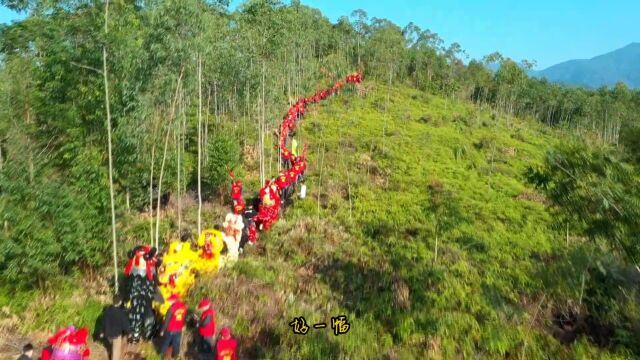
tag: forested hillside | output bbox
[1,1,640,359]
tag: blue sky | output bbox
[2,0,639,69]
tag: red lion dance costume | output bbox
[42,326,90,360]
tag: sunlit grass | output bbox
[3,83,632,359]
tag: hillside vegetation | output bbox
[1,1,640,359]
[1,80,638,359]
[174,83,638,359]
[202,83,634,359]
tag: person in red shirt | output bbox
[279,123,290,147]
[40,346,53,360]
[295,101,305,117]
[230,177,243,206]
[159,295,187,359]
[197,298,216,354]
[258,180,270,203]
[256,182,273,226]
[247,221,257,243]
[269,181,281,213]
[292,159,303,174]
[291,161,303,184]
[287,163,300,187]
[216,327,238,360]
[287,107,297,119]
[287,168,298,191]
[286,115,297,132]
[256,180,280,231]
[275,170,290,202]
[281,118,294,137]
[287,167,297,180]
[295,146,308,179]
[281,147,292,168]
[233,201,245,216]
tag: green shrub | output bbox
[201,134,241,197]
[0,160,109,288]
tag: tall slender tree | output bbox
[198,54,203,234]
[102,0,118,294]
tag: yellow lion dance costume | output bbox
[155,230,225,316]
[195,228,225,273]
[155,240,198,316]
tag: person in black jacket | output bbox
[99,294,131,360]
[240,204,258,249]
[17,343,33,360]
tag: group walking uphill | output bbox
[36,71,363,360]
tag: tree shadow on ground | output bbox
[316,258,394,317]
[534,245,640,352]
[90,307,110,358]
[315,256,440,342]
[239,327,281,359]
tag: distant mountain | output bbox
[532,43,640,89]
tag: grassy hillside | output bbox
[188,83,628,359]
[0,83,630,359]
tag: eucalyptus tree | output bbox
[363,18,406,81]
[0,1,120,286]
[350,9,369,68]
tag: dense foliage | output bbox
[202,134,241,197]
[0,0,639,358]
[2,0,639,283]
[528,143,640,264]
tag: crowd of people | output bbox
[26,71,363,360]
